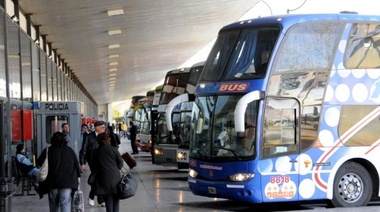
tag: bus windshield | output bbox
[190,95,258,160]
[201,27,280,81]
[160,72,190,105]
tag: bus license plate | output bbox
[208,187,216,194]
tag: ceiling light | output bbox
[109,62,118,66]
[109,77,116,80]
[109,68,117,72]
[108,29,122,35]
[109,54,119,58]
[109,73,117,77]
[107,9,124,16]
[108,44,120,49]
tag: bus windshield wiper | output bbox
[216,147,242,160]
[194,148,205,159]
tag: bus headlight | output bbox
[189,168,198,178]
[230,173,254,182]
[154,149,163,156]
[177,152,187,161]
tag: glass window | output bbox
[47,59,52,100]
[8,20,21,99]
[339,105,380,146]
[21,32,32,102]
[0,12,6,97]
[157,112,172,144]
[345,23,380,69]
[160,72,190,105]
[262,97,299,159]
[45,116,68,144]
[272,22,344,74]
[201,30,240,81]
[32,44,40,101]
[201,27,279,81]
[52,65,57,100]
[40,51,47,101]
[190,95,258,160]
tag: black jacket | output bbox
[36,146,80,199]
[129,124,137,142]
[79,131,99,166]
[92,143,123,195]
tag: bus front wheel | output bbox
[331,162,372,207]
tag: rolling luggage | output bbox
[121,152,137,169]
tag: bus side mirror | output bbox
[166,93,189,131]
[196,117,204,134]
[234,90,263,132]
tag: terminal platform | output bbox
[10,137,227,212]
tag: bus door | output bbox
[260,97,301,202]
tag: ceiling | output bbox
[16,0,258,106]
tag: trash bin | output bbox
[0,177,15,212]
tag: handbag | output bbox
[117,173,138,199]
[87,171,96,185]
[38,147,49,182]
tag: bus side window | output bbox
[263,97,300,159]
[345,23,380,69]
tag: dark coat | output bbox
[129,124,137,142]
[79,131,99,166]
[109,132,121,147]
[36,146,81,199]
[92,143,123,195]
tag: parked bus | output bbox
[124,95,145,129]
[166,61,204,169]
[187,13,380,207]
[153,67,191,166]
[135,90,155,152]
[151,85,163,163]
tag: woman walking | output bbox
[37,131,81,212]
[92,132,124,212]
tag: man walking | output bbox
[129,121,139,154]
[79,120,106,207]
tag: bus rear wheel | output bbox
[331,162,372,207]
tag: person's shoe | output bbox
[88,198,94,206]
[98,203,105,207]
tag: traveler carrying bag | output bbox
[117,173,138,199]
[38,147,49,182]
[87,171,96,186]
[71,185,84,212]
[121,152,137,169]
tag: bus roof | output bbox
[221,13,380,32]
[165,67,191,76]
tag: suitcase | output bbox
[71,185,84,212]
[122,152,137,169]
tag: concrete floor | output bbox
[9,137,380,212]
[9,137,220,212]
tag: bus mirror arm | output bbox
[234,90,263,132]
[188,94,195,101]
[165,93,189,131]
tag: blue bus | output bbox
[187,13,380,207]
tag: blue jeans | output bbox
[48,188,72,212]
[28,168,39,177]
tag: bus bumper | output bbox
[188,177,262,203]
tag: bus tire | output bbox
[331,162,372,207]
